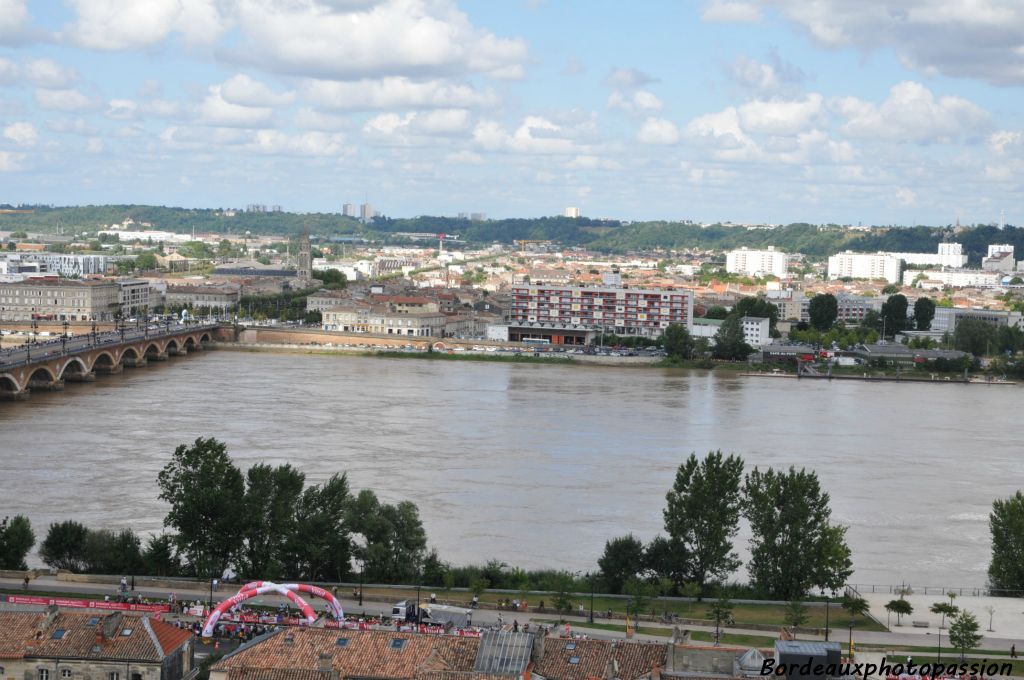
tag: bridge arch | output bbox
[201,582,316,638]
[0,373,21,395]
[183,336,197,352]
[91,351,117,371]
[143,342,162,358]
[165,339,180,353]
[58,357,89,380]
[26,366,58,388]
[199,332,212,343]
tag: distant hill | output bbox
[0,204,1017,263]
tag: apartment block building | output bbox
[827,251,902,283]
[509,284,693,341]
[726,247,789,279]
[322,304,446,336]
[165,284,240,311]
[0,277,120,321]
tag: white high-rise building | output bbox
[827,251,902,283]
[725,247,789,279]
[988,244,1014,258]
[342,203,356,217]
[890,243,967,268]
[564,207,580,218]
[360,203,374,221]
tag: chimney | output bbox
[102,612,124,641]
[652,663,662,680]
[605,656,617,680]
[283,634,295,646]
[37,605,59,635]
[318,654,332,673]
[532,633,545,662]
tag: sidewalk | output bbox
[3,574,1022,652]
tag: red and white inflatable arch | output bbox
[240,581,343,620]
[201,582,316,637]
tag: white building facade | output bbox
[827,251,902,283]
[741,316,771,347]
[726,247,789,279]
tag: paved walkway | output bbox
[4,575,1024,652]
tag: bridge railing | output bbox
[0,323,219,371]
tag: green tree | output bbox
[643,535,688,586]
[743,466,852,600]
[955,318,997,356]
[885,598,913,625]
[282,474,352,581]
[470,576,490,600]
[861,309,882,332]
[808,294,839,331]
[156,437,246,578]
[39,520,89,571]
[881,284,900,295]
[141,534,181,577]
[624,577,657,617]
[914,297,936,331]
[947,610,982,661]
[662,323,695,360]
[664,451,744,589]
[550,571,574,617]
[704,306,729,320]
[784,600,810,635]
[0,515,34,570]
[84,528,143,575]
[706,595,733,645]
[135,252,158,270]
[733,297,780,332]
[713,315,753,360]
[238,463,305,580]
[930,601,958,629]
[348,489,426,583]
[988,491,1024,593]
[597,534,645,594]
[313,268,347,288]
[841,595,870,621]
[880,294,909,337]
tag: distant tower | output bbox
[1000,209,1006,230]
[297,228,312,281]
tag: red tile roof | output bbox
[214,629,480,680]
[536,638,667,680]
[0,611,191,663]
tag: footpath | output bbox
[3,574,1023,654]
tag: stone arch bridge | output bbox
[0,323,224,400]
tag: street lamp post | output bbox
[587,572,594,624]
[848,619,854,660]
[358,558,363,607]
[208,576,218,619]
[825,591,831,642]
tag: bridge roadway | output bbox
[0,322,220,399]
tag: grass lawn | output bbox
[690,630,778,647]
[532,618,671,638]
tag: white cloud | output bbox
[65,0,224,50]
[730,53,806,93]
[604,67,658,88]
[834,81,989,143]
[86,137,105,154]
[303,77,499,111]
[25,59,78,89]
[0,57,18,85]
[3,121,37,146]
[443,149,483,165]
[45,118,98,135]
[197,84,274,127]
[686,107,752,150]
[0,150,26,171]
[701,0,761,22]
[711,0,1024,86]
[737,93,823,136]
[473,116,577,154]
[636,117,680,145]
[248,130,348,157]
[990,130,1022,155]
[106,99,138,120]
[896,187,918,206]
[607,90,663,115]
[294,108,350,132]
[0,0,31,44]
[34,88,100,112]
[362,109,470,144]
[220,74,295,108]
[229,0,527,80]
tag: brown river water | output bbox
[1,349,1015,589]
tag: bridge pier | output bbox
[0,389,29,401]
[123,356,148,368]
[147,351,169,362]
[63,371,97,383]
[94,364,122,375]
[28,378,64,392]
[168,348,188,356]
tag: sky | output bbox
[0,0,1023,225]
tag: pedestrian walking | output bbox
[1012,644,1017,658]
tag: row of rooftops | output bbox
[0,609,192,663]
[211,628,670,680]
